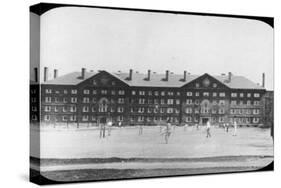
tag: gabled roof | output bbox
[40,70,265,90]
[42,72,97,85]
[214,75,264,90]
[115,72,199,88]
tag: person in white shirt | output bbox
[206,120,211,138]
[233,120,238,136]
[107,119,113,136]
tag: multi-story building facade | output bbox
[30,67,268,126]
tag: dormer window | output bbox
[93,80,97,85]
[195,83,200,88]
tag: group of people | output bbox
[205,120,238,138]
[99,119,122,138]
[98,117,238,143]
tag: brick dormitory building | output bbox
[30,67,273,127]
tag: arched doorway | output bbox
[200,99,211,125]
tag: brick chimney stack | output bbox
[262,73,265,88]
[147,70,151,81]
[228,72,232,83]
[43,67,48,82]
[54,69,58,79]
[165,70,169,81]
[183,70,187,81]
[81,68,86,79]
[128,69,133,80]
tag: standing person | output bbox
[226,122,229,133]
[184,123,188,131]
[206,120,211,138]
[196,123,199,130]
[138,124,143,135]
[233,120,238,136]
[162,120,172,144]
[107,118,113,136]
[118,121,122,128]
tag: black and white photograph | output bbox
[29,3,274,185]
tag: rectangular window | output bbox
[203,92,209,97]
[139,91,145,95]
[31,98,36,103]
[231,93,237,97]
[213,92,217,97]
[167,99,174,105]
[132,90,136,95]
[254,93,260,98]
[247,100,251,105]
[219,92,226,97]
[161,91,165,96]
[45,97,51,103]
[111,90,116,95]
[154,91,159,96]
[70,106,76,112]
[71,97,77,103]
[44,115,50,121]
[218,109,225,114]
[231,100,237,105]
[253,118,259,123]
[83,97,89,103]
[168,91,174,96]
[167,108,173,114]
[31,106,37,111]
[93,90,97,95]
[254,101,260,105]
[185,108,192,114]
[71,89,77,94]
[139,98,145,104]
[63,89,68,94]
[186,92,192,96]
[83,89,90,94]
[70,115,76,121]
[247,93,251,97]
[62,116,67,121]
[186,99,192,104]
[195,92,199,97]
[101,90,107,95]
[117,107,124,113]
[119,90,125,95]
[219,100,225,105]
[82,115,88,121]
[45,89,52,94]
[148,91,152,96]
[62,106,67,112]
[176,99,180,105]
[44,106,51,112]
[240,93,244,97]
[118,116,124,121]
[83,106,89,112]
[161,99,165,105]
[118,98,124,104]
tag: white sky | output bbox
[32,7,273,90]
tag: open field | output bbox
[31,126,273,158]
[30,126,273,182]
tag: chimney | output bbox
[43,67,48,82]
[147,70,151,81]
[183,70,187,81]
[34,67,38,82]
[54,69,58,79]
[81,68,86,79]
[128,69,133,80]
[262,73,265,88]
[228,72,232,83]
[165,70,169,81]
